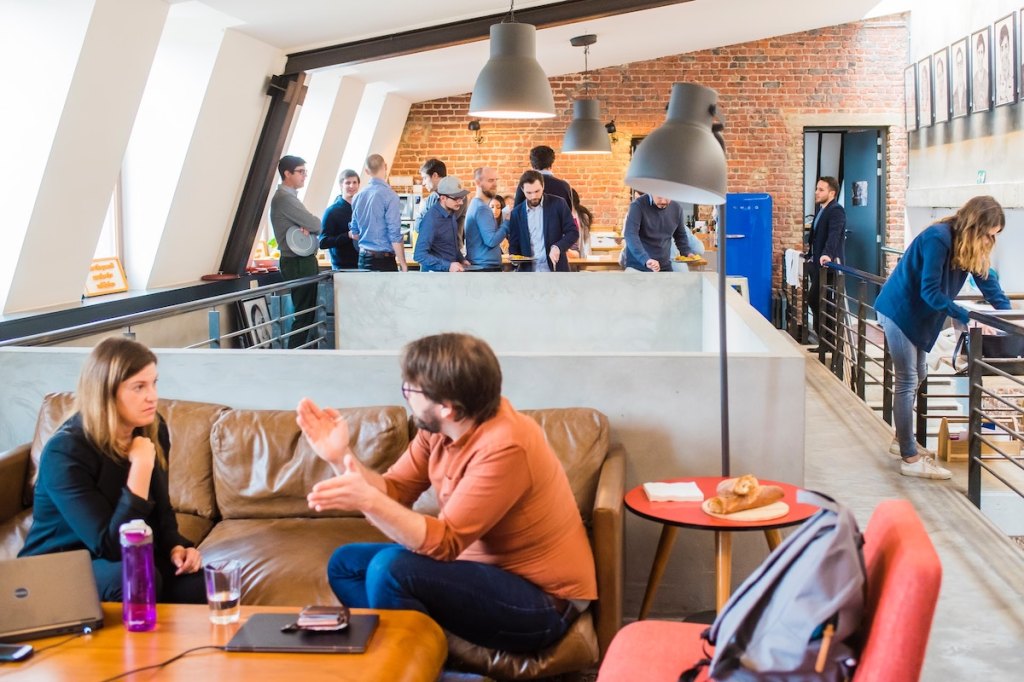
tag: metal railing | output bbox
[0,273,334,349]
[964,313,1024,508]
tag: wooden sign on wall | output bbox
[85,257,128,297]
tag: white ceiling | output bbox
[172,0,912,103]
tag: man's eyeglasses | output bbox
[290,168,308,175]
[401,383,426,400]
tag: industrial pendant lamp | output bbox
[469,1,555,119]
[562,34,611,154]
[625,83,732,475]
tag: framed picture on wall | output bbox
[904,65,917,131]
[917,56,933,126]
[971,26,992,112]
[933,47,950,123]
[996,13,1017,105]
[951,37,970,118]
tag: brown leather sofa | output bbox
[0,393,624,680]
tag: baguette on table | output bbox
[715,474,759,497]
[706,484,784,514]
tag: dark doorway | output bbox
[803,127,887,310]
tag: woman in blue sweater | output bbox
[19,338,205,602]
[875,196,1011,479]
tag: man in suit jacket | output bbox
[507,170,578,272]
[513,145,573,210]
[807,176,847,350]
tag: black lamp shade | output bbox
[469,22,555,119]
[625,83,727,205]
[563,99,612,154]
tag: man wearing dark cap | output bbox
[413,176,471,272]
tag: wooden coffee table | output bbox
[9,603,447,681]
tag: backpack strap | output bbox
[679,633,714,682]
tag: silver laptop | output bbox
[0,550,105,643]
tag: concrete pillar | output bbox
[2,0,168,313]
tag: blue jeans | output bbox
[327,543,573,652]
[878,313,927,459]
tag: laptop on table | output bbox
[0,550,105,643]
[226,613,379,654]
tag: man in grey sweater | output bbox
[270,155,322,348]
[622,193,694,272]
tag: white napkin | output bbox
[642,481,704,502]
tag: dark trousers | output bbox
[92,555,206,604]
[279,255,319,349]
[358,251,398,272]
[327,543,575,653]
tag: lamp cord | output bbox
[508,0,515,21]
[583,44,590,96]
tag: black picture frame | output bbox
[971,26,993,113]
[904,65,917,131]
[238,297,273,348]
[995,13,1018,106]
[918,56,933,127]
[951,37,970,118]
[933,47,950,123]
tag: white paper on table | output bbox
[642,481,704,502]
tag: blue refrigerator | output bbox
[724,193,773,320]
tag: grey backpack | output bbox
[681,490,866,681]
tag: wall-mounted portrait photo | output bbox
[951,37,969,118]
[904,65,917,130]
[972,26,992,112]
[918,56,932,126]
[933,47,950,123]
[995,13,1017,106]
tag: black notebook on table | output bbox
[225,613,379,654]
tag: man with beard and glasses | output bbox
[295,333,596,653]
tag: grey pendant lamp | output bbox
[625,83,732,475]
[469,2,554,119]
[562,34,611,154]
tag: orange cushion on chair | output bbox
[596,620,710,682]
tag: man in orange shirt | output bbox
[297,333,596,652]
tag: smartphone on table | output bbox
[0,643,33,662]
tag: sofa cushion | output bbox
[447,610,600,679]
[175,513,216,548]
[0,509,32,561]
[197,518,391,606]
[520,408,609,523]
[210,406,410,519]
[26,393,227,520]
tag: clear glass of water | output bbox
[203,560,241,624]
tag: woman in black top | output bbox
[19,338,205,603]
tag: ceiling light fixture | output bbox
[468,1,555,119]
[625,83,732,475]
[562,34,611,154]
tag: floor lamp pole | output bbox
[717,200,730,477]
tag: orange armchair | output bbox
[597,499,942,682]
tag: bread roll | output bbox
[707,485,785,514]
[715,474,759,497]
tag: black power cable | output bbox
[97,645,226,682]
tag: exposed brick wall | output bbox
[393,16,909,286]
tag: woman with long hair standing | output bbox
[875,196,1011,479]
[19,338,205,602]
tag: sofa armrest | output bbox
[590,443,625,658]
[0,443,31,525]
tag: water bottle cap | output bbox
[119,519,153,544]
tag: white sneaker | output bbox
[900,455,952,480]
[888,437,931,459]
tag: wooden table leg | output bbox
[764,528,783,551]
[715,531,732,612]
[637,524,679,620]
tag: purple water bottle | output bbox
[120,520,157,632]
